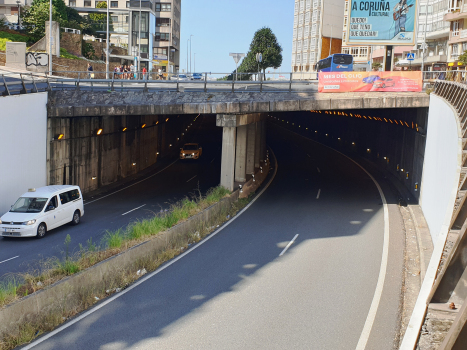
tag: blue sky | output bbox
[180,0,293,74]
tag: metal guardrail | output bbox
[0,71,315,95]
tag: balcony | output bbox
[444,8,467,21]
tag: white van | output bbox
[0,185,84,238]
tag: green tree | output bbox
[89,1,112,34]
[65,7,96,36]
[227,27,283,81]
[459,50,467,67]
[22,0,68,41]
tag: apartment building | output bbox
[444,0,467,70]
[397,0,450,71]
[0,0,30,26]
[67,0,180,72]
[340,0,371,71]
[291,0,345,79]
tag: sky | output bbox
[179,0,294,74]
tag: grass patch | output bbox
[0,31,29,51]
[0,185,258,350]
[60,48,80,60]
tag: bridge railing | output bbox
[1,70,316,95]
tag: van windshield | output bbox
[183,144,198,150]
[10,197,48,213]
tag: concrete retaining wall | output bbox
[0,93,48,216]
[420,94,462,244]
[47,115,190,193]
[0,190,239,338]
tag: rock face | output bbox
[418,307,458,350]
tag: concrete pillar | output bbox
[235,125,248,182]
[220,127,236,191]
[254,122,261,168]
[246,123,256,174]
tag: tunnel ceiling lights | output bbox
[122,127,128,132]
[96,129,103,136]
[53,134,64,141]
[141,124,147,129]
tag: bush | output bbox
[60,47,80,59]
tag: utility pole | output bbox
[189,34,193,73]
[138,0,142,75]
[48,0,52,76]
[421,0,429,73]
[106,0,109,79]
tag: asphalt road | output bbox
[24,123,405,350]
[0,115,222,279]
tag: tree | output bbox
[459,50,467,67]
[247,27,282,76]
[89,1,112,34]
[22,0,68,41]
[227,27,283,81]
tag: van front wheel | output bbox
[71,210,80,225]
[37,223,47,238]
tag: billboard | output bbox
[347,0,419,46]
[318,71,422,92]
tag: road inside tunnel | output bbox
[0,115,222,281]
[25,114,406,350]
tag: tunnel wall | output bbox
[0,93,48,216]
[47,115,190,193]
[419,94,462,244]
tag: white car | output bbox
[170,74,189,81]
[0,185,84,238]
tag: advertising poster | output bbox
[318,71,422,92]
[348,0,419,46]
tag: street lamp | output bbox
[194,53,196,72]
[138,0,142,74]
[16,0,21,27]
[186,38,189,73]
[106,0,109,79]
[48,0,52,75]
[190,34,193,73]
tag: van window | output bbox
[10,197,48,213]
[47,196,58,210]
[60,189,80,205]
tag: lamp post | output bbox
[421,0,429,73]
[16,0,21,27]
[194,53,196,72]
[138,0,142,75]
[189,34,193,73]
[48,0,52,75]
[106,0,109,79]
[186,38,189,73]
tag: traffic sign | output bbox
[256,53,262,63]
[229,53,245,64]
[407,53,415,61]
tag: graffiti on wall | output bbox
[26,52,48,67]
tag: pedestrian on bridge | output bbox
[87,63,93,79]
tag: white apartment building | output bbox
[291,0,345,79]
[0,0,30,25]
[340,0,371,71]
[67,0,180,72]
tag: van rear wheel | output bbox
[36,223,47,238]
[71,210,80,225]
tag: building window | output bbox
[156,3,171,11]
[351,47,358,56]
[111,15,118,22]
[155,32,170,41]
[359,47,368,57]
[84,0,91,6]
[156,18,170,27]
[154,48,167,55]
[126,1,130,7]
[69,0,76,6]
[452,20,460,36]
[111,1,118,7]
[342,47,350,54]
[452,43,459,59]
[463,42,467,52]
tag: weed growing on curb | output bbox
[0,186,255,350]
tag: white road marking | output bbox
[186,175,197,183]
[121,204,146,216]
[0,256,19,264]
[279,234,299,256]
[22,149,279,350]
[84,159,179,206]
[317,167,321,173]
[316,189,321,199]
